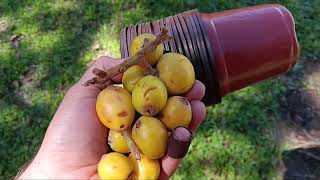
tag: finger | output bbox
[183,80,206,101]
[159,156,181,180]
[159,127,192,180]
[188,100,206,133]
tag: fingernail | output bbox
[167,126,192,159]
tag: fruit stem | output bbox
[122,129,141,161]
[140,58,159,77]
[83,28,170,86]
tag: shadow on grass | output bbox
[282,148,320,180]
[0,0,32,15]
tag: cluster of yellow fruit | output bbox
[96,34,195,180]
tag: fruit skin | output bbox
[96,85,135,131]
[132,116,168,159]
[130,33,164,66]
[157,53,195,95]
[129,153,160,180]
[108,130,130,153]
[122,65,145,92]
[159,96,192,130]
[98,152,133,180]
[132,75,167,116]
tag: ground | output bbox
[0,0,319,179]
[278,60,320,179]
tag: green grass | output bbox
[0,0,319,179]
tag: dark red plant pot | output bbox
[200,4,299,98]
[119,4,300,105]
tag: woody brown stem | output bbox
[122,130,141,161]
[83,28,170,86]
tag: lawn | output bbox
[0,0,319,179]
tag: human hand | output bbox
[18,56,206,179]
